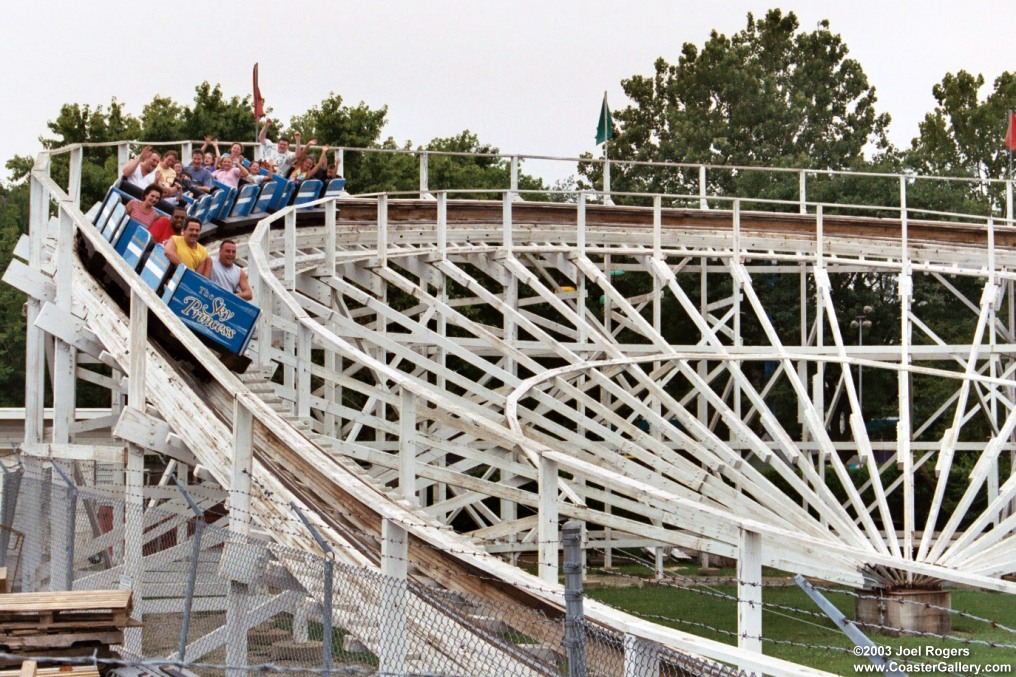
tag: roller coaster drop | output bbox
[7,142,1016,675]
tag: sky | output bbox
[3,1,1016,186]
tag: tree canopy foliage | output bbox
[586,9,891,197]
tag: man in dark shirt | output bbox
[179,150,214,198]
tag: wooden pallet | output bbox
[1,661,101,677]
[0,591,131,632]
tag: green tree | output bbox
[904,70,1016,217]
[287,92,389,189]
[0,182,29,405]
[181,82,258,143]
[585,9,891,199]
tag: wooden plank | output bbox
[0,590,131,614]
[111,406,197,466]
[1,259,55,304]
[19,443,124,464]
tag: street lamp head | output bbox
[863,305,874,315]
[850,320,859,329]
[862,320,872,329]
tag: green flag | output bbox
[596,92,614,146]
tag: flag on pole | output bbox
[1006,111,1016,151]
[596,91,614,146]
[253,63,265,121]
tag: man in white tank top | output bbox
[209,240,252,300]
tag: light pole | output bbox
[850,306,874,415]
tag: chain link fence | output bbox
[0,460,741,677]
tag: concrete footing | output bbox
[855,589,951,636]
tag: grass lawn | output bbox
[585,569,1016,674]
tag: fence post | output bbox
[49,463,77,591]
[292,503,333,674]
[562,520,586,677]
[173,478,206,661]
[737,528,762,655]
[380,518,409,675]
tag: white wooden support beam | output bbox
[116,142,130,178]
[325,197,336,276]
[799,170,807,214]
[577,192,586,258]
[49,207,77,591]
[699,165,707,210]
[502,191,512,250]
[419,151,429,197]
[68,146,83,205]
[380,518,409,675]
[112,406,197,467]
[225,396,254,677]
[538,452,559,584]
[35,302,111,366]
[2,258,55,304]
[296,322,312,419]
[284,210,296,290]
[124,289,147,657]
[652,195,661,259]
[623,633,659,677]
[377,194,388,267]
[510,155,519,195]
[399,388,418,503]
[23,175,48,445]
[437,191,447,258]
[20,443,124,464]
[737,528,763,655]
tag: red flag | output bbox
[253,63,265,121]
[1006,111,1016,151]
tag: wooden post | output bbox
[698,165,707,210]
[399,388,417,503]
[296,322,311,419]
[123,289,147,657]
[380,518,408,674]
[538,453,559,584]
[419,151,429,198]
[737,528,763,655]
[623,634,658,677]
[50,207,77,590]
[24,175,48,446]
[325,196,337,276]
[284,210,296,290]
[377,194,388,268]
[68,146,83,206]
[226,398,253,677]
[437,192,447,259]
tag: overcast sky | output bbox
[4,1,1015,185]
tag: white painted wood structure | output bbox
[7,141,1016,674]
